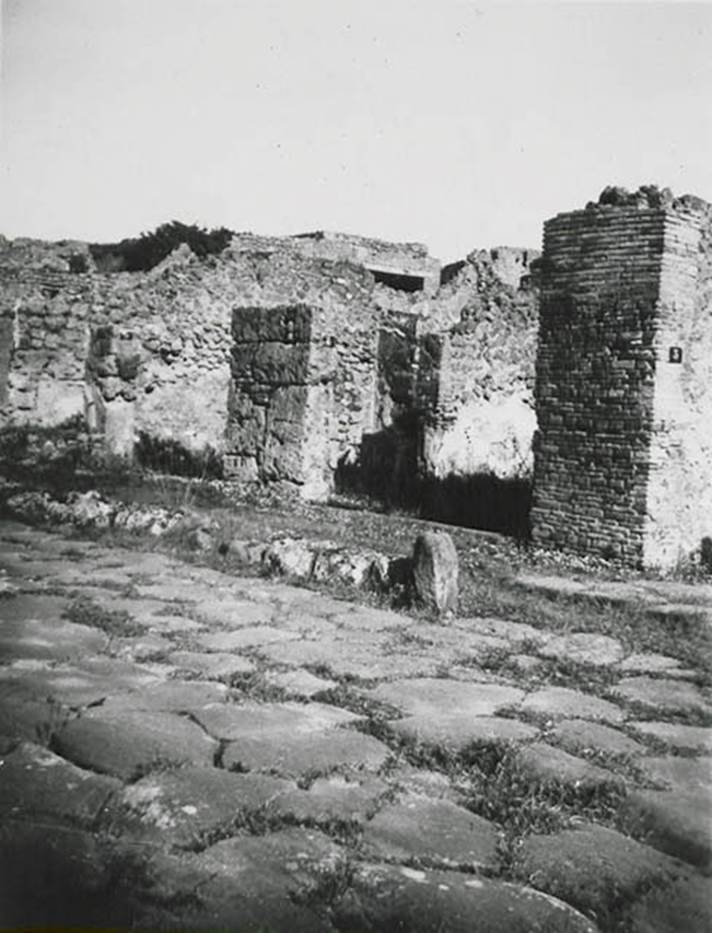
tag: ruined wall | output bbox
[224,260,379,498]
[531,188,712,567]
[0,240,95,427]
[418,249,539,481]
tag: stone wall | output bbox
[418,249,539,481]
[531,188,712,568]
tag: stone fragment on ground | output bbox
[53,708,218,779]
[412,530,458,615]
[537,631,624,666]
[520,686,625,723]
[361,794,499,870]
[609,676,712,715]
[331,862,598,933]
[550,719,645,757]
[513,824,692,921]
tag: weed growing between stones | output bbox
[291,855,358,909]
[63,595,147,638]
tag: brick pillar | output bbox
[531,195,712,568]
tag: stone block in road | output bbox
[537,631,624,667]
[53,709,217,780]
[627,873,712,933]
[620,789,712,873]
[390,713,537,753]
[222,726,390,777]
[0,741,120,827]
[193,700,362,740]
[361,795,499,870]
[628,721,712,753]
[110,766,291,847]
[609,676,712,716]
[513,824,691,921]
[368,678,524,719]
[550,719,645,757]
[519,686,624,724]
[515,743,624,793]
[412,531,459,615]
[331,861,598,933]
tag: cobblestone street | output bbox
[1,520,711,931]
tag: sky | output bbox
[1,1,711,261]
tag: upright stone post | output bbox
[531,187,712,569]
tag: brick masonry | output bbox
[531,192,712,568]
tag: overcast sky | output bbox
[1,0,711,260]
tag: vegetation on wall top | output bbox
[90,221,235,273]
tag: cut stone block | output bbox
[628,873,712,933]
[223,726,390,776]
[193,626,300,651]
[111,766,291,847]
[538,631,624,667]
[620,789,712,872]
[193,700,361,740]
[635,756,712,793]
[361,795,499,870]
[98,680,230,713]
[0,741,120,827]
[263,668,338,697]
[331,862,598,933]
[629,721,712,753]
[412,531,459,615]
[515,742,624,792]
[270,774,388,825]
[390,713,537,752]
[550,719,645,757]
[167,650,256,681]
[520,686,624,723]
[610,677,712,716]
[53,709,217,780]
[513,824,690,918]
[368,679,524,719]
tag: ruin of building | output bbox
[531,187,712,568]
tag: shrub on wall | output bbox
[90,221,235,273]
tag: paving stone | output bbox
[194,700,362,740]
[186,828,342,933]
[0,739,120,825]
[619,652,682,674]
[258,637,443,680]
[0,819,124,928]
[0,659,160,708]
[368,678,524,718]
[110,766,291,847]
[620,789,712,872]
[271,774,388,824]
[193,596,277,629]
[362,795,499,870]
[513,824,691,919]
[112,632,174,662]
[331,861,598,933]
[386,764,458,800]
[194,625,301,651]
[636,756,712,792]
[537,631,624,666]
[390,713,537,752]
[515,742,624,791]
[53,709,218,780]
[167,649,256,680]
[630,720,712,752]
[264,667,338,697]
[627,873,712,933]
[455,615,547,646]
[609,676,712,715]
[0,592,70,623]
[0,681,71,745]
[223,725,390,776]
[520,686,625,723]
[98,679,231,713]
[0,615,108,661]
[550,719,645,757]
